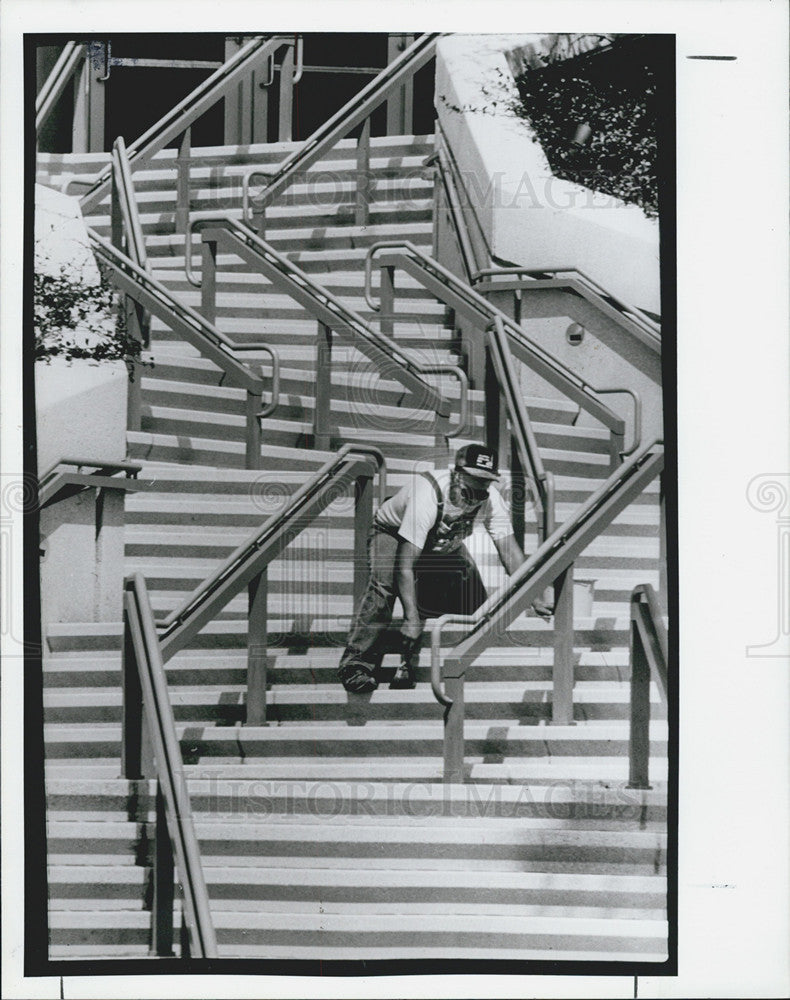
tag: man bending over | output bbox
[337,444,552,693]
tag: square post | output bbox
[175,126,192,236]
[110,173,123,251]
[125,301,145,433]
[72,49,106,154]
[551,565,575,725]
[121,614,144,780]
[628,608,652,789]
[278,43,295,142]
[200,239,218,325]
[246,568,269,726]
[609,427,625,471]
[442,668,465,784]
[252,195,267,240]
[509,434,526,550]
[353,474,374,608]
[151,785,175,956]
[245,390,262,470]
[379,266,396,336]
[314,322,332,450]
[386,34,414,134]
[355,116,372,227]
[484,347,509,473]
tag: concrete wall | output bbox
[39,488,125,622]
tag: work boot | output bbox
[390,633,419,689]
[338,663,378,694]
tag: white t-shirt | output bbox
[375,468,513,554]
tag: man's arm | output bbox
[493,532,553,619]
[396,539,423,639]
[493,532,525,576]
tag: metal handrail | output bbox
[424,146,480,282]
[79,35,292,213]
[36,42,86,134]
[39,457,141,482]
[364,240,632,442]
[123,574,217,957]
[428,440,664,707]
[632,582,668,681]
[432,122,493,276]
[472,266,661,352]
[88,230,278,401]
[185,212,468,435]
[157,444,385,656]
[111,137,149,274]
[488,315,553,538]
[241,33,440,222]
[38,459,146,510]
[628,582,668,789]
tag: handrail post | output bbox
[552,564,575,724]
[314,322,333,450]
[484,347,508,472]
[386,34,415,134]
[175,126,192,236]
[125,306,145,434]
[628,596,652,789]
[609,426,625,470]
[355,116,372,227]
[353,473,374,608]
[379,265,395,336]
[121,613,145,780]
[151,785,175,956]
[200,238,218,325]
[246,568,269,725]
[278,42,295,142]
[510,434,527,550]
[245,390,262,470]
[442,662,465,783]
[110,167,123,251]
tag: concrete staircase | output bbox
[38,134,667,962]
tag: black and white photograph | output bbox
[2,2,788,998]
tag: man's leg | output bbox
[337,530,398,692]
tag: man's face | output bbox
[450,468,492,508]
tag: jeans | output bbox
[338,528,487,676]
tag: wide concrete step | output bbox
[44,616,633,653]
[142,353,472,403]
[139,408,446,459]
[45,776,666,822]
[44,678,666,727]
[43,646,637,690]
[127,429,450,471]
[46,756,669,784]
[46,861,664,919]
[42,718,668,771]
[145,219,434,259]
[37,133,435,186]
[208,910,667,960]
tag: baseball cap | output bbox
[454,443,500,481]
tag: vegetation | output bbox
[34,261,144,372]
[513,35,663,218]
